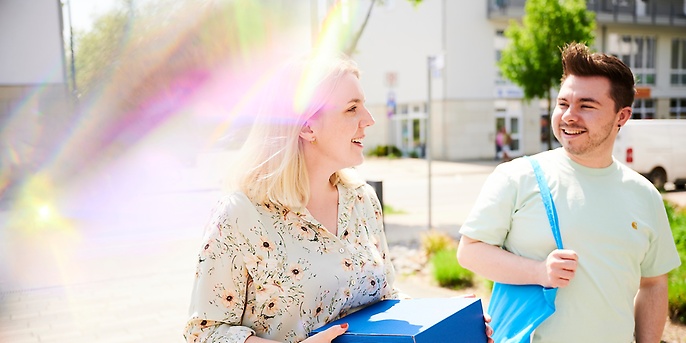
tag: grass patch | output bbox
[430,248,474,289]
[665,200,686,324]
[382,204,406,215]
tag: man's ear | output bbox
[299,124,315,141]
[617,107,632,127]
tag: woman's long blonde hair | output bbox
[232,52,363,210]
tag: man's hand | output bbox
[540,249,578,288]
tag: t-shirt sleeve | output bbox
[459,164,518,247]
[640,190,682,277]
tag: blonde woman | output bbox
[184,52,397,343]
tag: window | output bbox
[608,34,656,85]
[633,99,655,119]
[670,98,686,119]
[671,39,686,86]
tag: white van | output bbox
[613,119,686,190]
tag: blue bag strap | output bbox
[525,156,564,250]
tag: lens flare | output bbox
[0,0,362,298]
[295,0,360,114]
[6,173,73,234]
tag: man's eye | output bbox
[347,106,357,112]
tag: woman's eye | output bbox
[347,106,357,112]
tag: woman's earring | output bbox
[310,137,316,144]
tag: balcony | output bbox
[487,0,686,27]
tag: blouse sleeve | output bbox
[184,195,256,343]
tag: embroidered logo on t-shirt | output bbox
[631,221,638,230]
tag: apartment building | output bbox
[350,0,686,160]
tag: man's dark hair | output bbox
[560,42,636,112]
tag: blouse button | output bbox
[339,247,345,254]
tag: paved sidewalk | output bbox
[0,156,497,343]
[1,154,685,342]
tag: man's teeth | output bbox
[352,139,362,143]
[564,129,584,135]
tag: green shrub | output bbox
[665,200,686,324]
[367,145,402,158]
[665,201,686,253]
[668,252,686,324]
[382,204,406,215]
[420,230,457,257]
[483,278,494,291]
[430,248,474,289]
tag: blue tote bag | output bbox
[488,156,564,343]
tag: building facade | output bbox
[0,0,72,191]
[351,0,686,161]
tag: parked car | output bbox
[613,119,686,190]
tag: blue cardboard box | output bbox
[310,298,487,342]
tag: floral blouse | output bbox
[184,182,399,343]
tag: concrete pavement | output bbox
[1,153,685,342]
[0,155,498,343]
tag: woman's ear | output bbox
[299,124,315,142]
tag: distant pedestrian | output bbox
[457,42,681,342]
[495,126,511,161]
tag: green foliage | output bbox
[63,0,294,174]
[499,0,595,149]
[665,201,686,253]
[500,0,595,99]
[73,9,131,97]
[483,277,494,291]
[73,0,280,100]
[668,259,686,324]
[420,230,457,257]
[430,248,474,289]
[382,204,406,215]
[665,201,686,324]
[367,145,402,158]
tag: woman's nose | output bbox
[361,107,375,127]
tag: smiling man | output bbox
[457,42,681,342]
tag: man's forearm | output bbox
[457,236,544,285]
[634,275,669,343]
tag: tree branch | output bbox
[345,0,377,56]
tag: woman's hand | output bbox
[484,313,494,343]
[302,323,348,343]
[453,294,493,342]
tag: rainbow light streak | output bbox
[295,0,359,114]
[0,0,359,299]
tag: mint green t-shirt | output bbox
[460,148,681,342]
